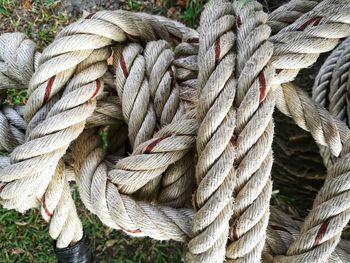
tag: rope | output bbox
[312,36,350,168]
[0,11,193,247]
[187,1,236,262]
[1,0,350,262]
[270,0,350,85]
[0,105,26,152]
[0,32,40,91]
[268,0,321,34]
[225,1,274,262]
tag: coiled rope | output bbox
[1,0,350,262]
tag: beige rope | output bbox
[312,37,350,168]
[270,0,350,85]
[73,128,195,241]
[275,83,349,157]
[224,1,274,262]
[268,0,321,34]
[0,32,40,91]
[0,105,26,152]
[0,11,193,247]
[264,207,350,263]
[187,1,236,262]
[1,0,350,261]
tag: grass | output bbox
[0,191,184,263]
[122,0,206,28]
[0,0,207,262]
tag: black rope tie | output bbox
[54,233,94,263]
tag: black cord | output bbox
[54,233,94,263]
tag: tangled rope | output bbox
[1,0,350,262]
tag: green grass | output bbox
[127,0,142,11]
[3,89,28,105]
[123,0,205,28]
[0,190,184,262]
[0,0,15,16]
[179,0,204,28]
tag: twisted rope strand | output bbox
[312,37,350,168]
[270,0,350,85]
[267,0,321,34]
[0,12,193,246]
[186,1,237,262]
[1,1,350,261]
[224,1,274,262]
[0,33,40,91]
[73,129,194,241]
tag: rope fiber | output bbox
[1,0,350,262]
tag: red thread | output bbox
[144,136,169,154]
[230,135,236,146]
[187,37,199,44]
[258,72,266,103]
[85,12,96,19]
[230,223,239,241]
[0,183,6,193]
[275,69,283,75]
[314,219,330,246]
[298,16,322,31]
[237,16,242,28]
[120,55,128,78]
[126,228,142,234]
[89,80,101,100]
[42,195,53,218]
[270,224,292,235]
[44,76,56,103]
[105,180,142,233]
[215,39,221,66]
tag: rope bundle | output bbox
[1,0,350,262]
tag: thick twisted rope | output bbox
[274,140,350,261]
[113,39,195,201]
[0,32,40,91]
[73,126,195,241]
[264,207,350,262]
[275,83,349,157]
[267,0,321,34]
[186,1,236,262]
[1,0,350,261]
[274,82,350,262]
[270,0,350,85]
[0,11,193,247]
[114,43,157,148]
[222,1,274,262]
[0,105,26,152]
[312,37,350,168]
